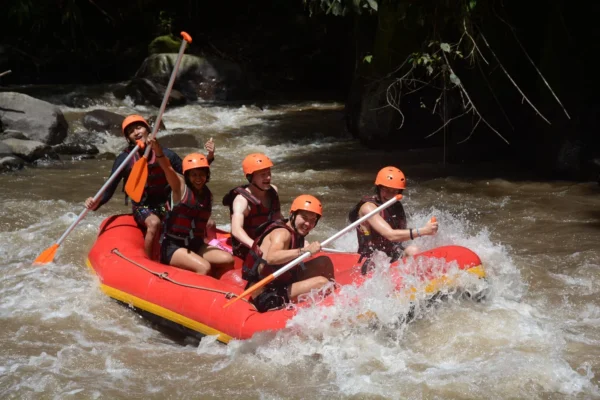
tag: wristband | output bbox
[409,228,414,240]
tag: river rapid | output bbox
[1,86,599,399]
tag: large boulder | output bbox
[0,156,25,172]
[148,35,181,55]
[82,110,124,136]
[132,54,249,102]
[0,92,68,145]
[158,133,198,149]
[114,77,187,108]
[1,138,58,162]
[0,141,12,157]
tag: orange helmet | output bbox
[242,153,274,176]
[375,166,406,189]
[122,114,149,136]
[290,195,323,216]
[182,153,210,173]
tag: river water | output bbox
[1,86,599,399]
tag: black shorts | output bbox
[160,237,204,265]
[252,284,291,313]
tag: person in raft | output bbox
[148,137,234,275]
[348,166,438,271]
[222,153,281,260]
[85,114,215,258]
[242,195,335,313]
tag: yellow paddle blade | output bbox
[125,158,149,203]
[33,243,59,265]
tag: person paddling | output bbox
[222,153,281,260]
[148,137,233,276]
[348,166,438,271]
[85,114,215,259]
[242,195,334,313]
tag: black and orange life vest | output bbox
[222,185,281,258]
[242,220,305,288]
[162,185,212,247]
[126,149,170,207]
[348,195,407,261]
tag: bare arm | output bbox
[231,195,254,248]
[262,229,301,266]
[150,139,185,204]
[361,202,438,241]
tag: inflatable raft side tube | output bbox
[86,259,233,344]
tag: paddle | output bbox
[0,70,11,78]
[33,32,192,265]
[222,194,404,308]
[125,31,192,203]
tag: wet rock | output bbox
[114,77,187,108]
[0,129,28,140]
[0,141,11,157]
[0,156,25,172]
[134,54,249,102]
[61,93,98,108]
[148,35,181,54]
[147,115,167,132]
[52,142,99,156]
[0,92,68,145]
[1,138,58,162]
[82,110,124,136]
[70,154,96,161]
[158,133,199,149]
[95,152,117,161]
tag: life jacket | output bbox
[242,220,305,288]
[125,148,170,207]
[222,185,281,258]
[162,185,212,247]
[348,195,407,261]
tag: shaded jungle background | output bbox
[1,0,598,180]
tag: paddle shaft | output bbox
[140,35,190,159]
[271,194,402,280]
[54,144,142,246]
[0,70,11,78]
[222,194,403,308]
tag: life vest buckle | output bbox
[158,272,169,279]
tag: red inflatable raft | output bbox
[86,215,486,344]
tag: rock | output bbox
[146,115,167,132]
[148,35,181,54]
[1,138,58,162]
[82,110,124,136]
[158,133,198,149]
[0,92,68,145]
[134,54,249,101]
[0,156,25,172]
[95,152,116,160]
[0,129,28,140]
[52,142,99,156]
[114,77,186,107]
[0,141,12,157]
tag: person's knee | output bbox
[145,216,161,234]
[196,259,211,275]
[404,245,419,257]
[312,276,330,290]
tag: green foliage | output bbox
[363,54,373,63]
[303,0,378,16]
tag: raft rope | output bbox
[111,248,256,308]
